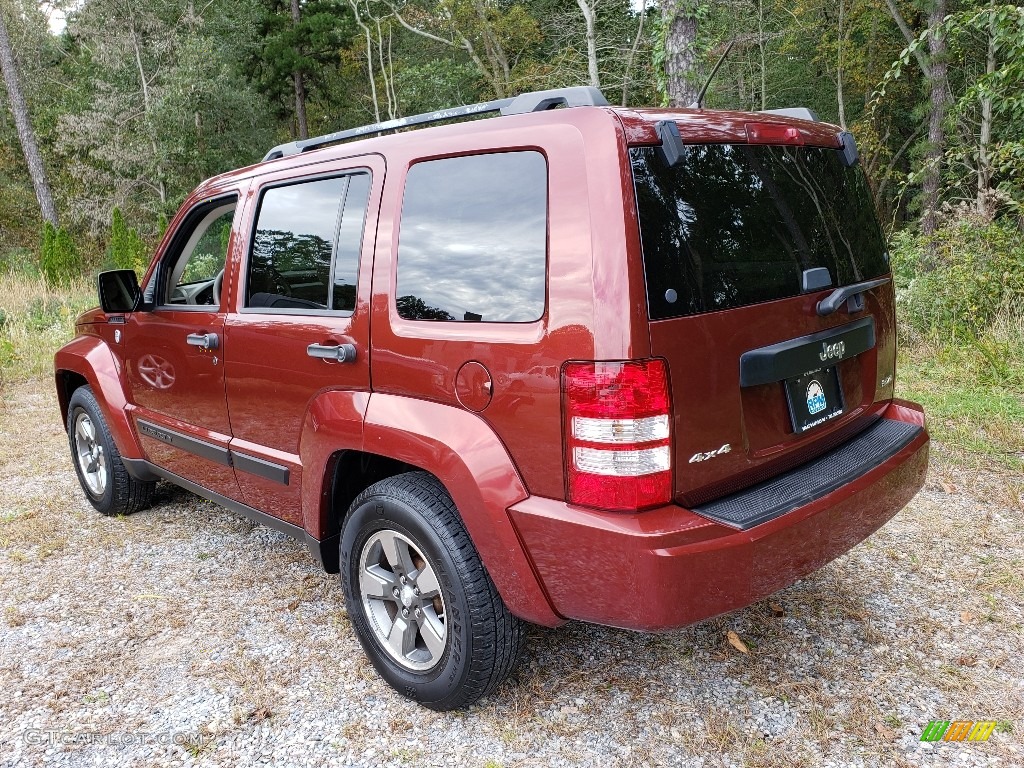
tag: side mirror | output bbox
[97,269,141,314]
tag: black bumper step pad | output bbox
[693,419,922,530]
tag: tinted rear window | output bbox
[630,144,889,320]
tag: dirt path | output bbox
[1,380,1021,767]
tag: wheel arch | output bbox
[54,335,144,460]
[300,391,563,627]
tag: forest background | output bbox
[1,0,1022,468]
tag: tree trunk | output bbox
[575,0,600,89]
[290,0,309,140]
[661,1,700,107]
[977,1,995,216]
[921,0,947,237]
[349,1,381,122]
[836,0,847,129]
[757,0,767,110]
[622,3,647,106]
[0,11,58,226]
[882,0,931,77]
[127,16,166,205]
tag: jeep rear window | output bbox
[396,151,547,323]
[630,144,889,320]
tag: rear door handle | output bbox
[186,332,219,349]
[307,342,357,363]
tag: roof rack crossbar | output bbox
[262,86,609,162]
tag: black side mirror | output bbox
[98,269,141,314]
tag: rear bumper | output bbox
[508,400,929,631]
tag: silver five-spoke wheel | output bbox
[359,529,447,671]
[73,411,107,497]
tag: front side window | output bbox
[164,201,236,306]
[396,151,547,323]
[246,173,370,311]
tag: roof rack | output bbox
[262,86,610,162]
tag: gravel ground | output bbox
[0,380,1021,768]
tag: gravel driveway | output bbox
[1,380,1021,768]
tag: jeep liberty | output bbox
[54,86,929,710]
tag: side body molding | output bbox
[361,393,563,627]
[54,334,144,460]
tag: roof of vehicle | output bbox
[193,91,845,196]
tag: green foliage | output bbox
[0,246,39,277]
[106,208,148,275]
[890,214,1024,342]
[870,5,1024,217]
[898,325,1024,470]
[250,0,356,122]
[24,296,69,332]
[0,273,95,383]
[38,222,82,286]
[55,0,277,234]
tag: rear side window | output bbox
[396,151,547,322]
[247,173,370,312]
[631,144,890,320]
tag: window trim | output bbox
[240,169,372,316]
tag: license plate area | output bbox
[784,366,845,433]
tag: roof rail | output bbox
[759,107,819,122]
[262,86,609,162]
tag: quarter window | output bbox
[246,173,371,312]
[396,151,547,322]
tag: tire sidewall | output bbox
[67,390,115,513]
[341,492,473,707]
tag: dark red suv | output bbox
[54,86,929,710]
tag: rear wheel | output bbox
[340,472,523,710]
[67,386,154,515]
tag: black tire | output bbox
[340,471,524,710]
[67,386,155,516]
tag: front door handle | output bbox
[186,332,219,350]
[307,342,357,363]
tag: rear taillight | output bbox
[562,359,672,512]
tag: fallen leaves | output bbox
[727,630,749,654]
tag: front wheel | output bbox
[67,386,154,515]
[340,472,523,710]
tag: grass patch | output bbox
[898,317,1024,471]
[0,272,95,386]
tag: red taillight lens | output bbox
[745,122,805,145]
[562,359,672,512]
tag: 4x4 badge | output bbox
[689,444,732,463]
